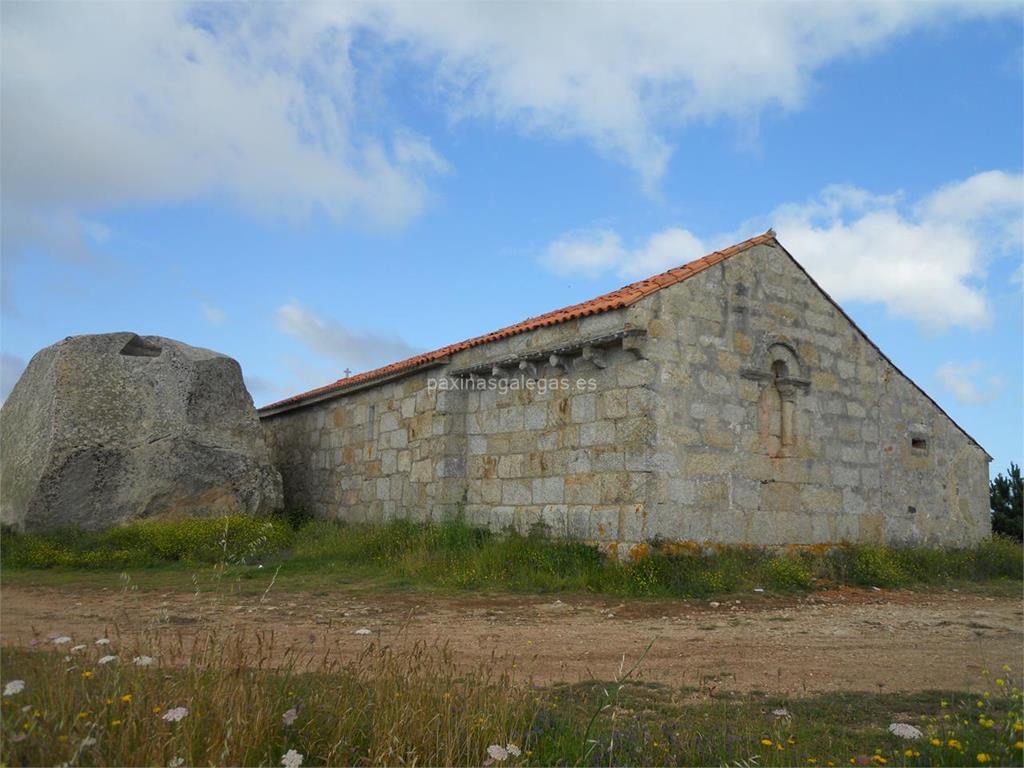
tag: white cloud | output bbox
[543,227,709,280]
[1,2,447,235]
[542,230,626,279]
[200,303,227,325]
[773,171,1023,331]
[3,0,1011,247]
[243,374,284,401]
[276,300,419,372]
[540,170,1023,332]
[0,353,26,404]
[936,361,1005,404]
[372,2,1009,188]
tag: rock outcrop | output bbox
[1,332,282,531]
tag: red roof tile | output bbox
[259,230,776,412]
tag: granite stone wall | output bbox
[261,241,991,549]
[639,240,990,547]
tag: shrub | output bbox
[826,544,907,587]
[762,556,815,590]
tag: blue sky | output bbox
[2,2,1022,473]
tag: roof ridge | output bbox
[259,230,776,412]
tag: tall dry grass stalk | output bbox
[1,626,536,767]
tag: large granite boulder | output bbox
[1,332,283,531]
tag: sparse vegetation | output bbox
[1,629,1021,766]
[3,514,1020,597]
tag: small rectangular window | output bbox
[911,437,927,451]
[366,404,376,440]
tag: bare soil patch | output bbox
[2,583,1019,693]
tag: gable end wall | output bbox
[640,240,990,546]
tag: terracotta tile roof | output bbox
[259,230,777,412]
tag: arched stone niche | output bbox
[741,337,810,457]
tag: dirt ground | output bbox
[1,583,1020,694]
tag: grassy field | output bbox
[1,513,1021,598]
[1,631,1021,767]
[2,514,1022,766]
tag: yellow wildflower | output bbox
[1014,741,1023,750]
[976,754,990,764]
[58,735,68,743]
[947,739,962,750]
[120,694,132,703]
[81,671,93,679]
[761,738,773,746]
[105,698,113,705]
[808,760,818,765]
[788,736,797,744]
[996,679,1005,687]
[872,756,887,765]
[904,749,914,758]
[1015,722,1023,733]
[77,711,89,719]
[111,719,122,726]
[930,738,942,747]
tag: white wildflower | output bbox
[281,749,303,768]
[168,758,185,768]
[162,706,189,723]
[772,707,789,717]
[98,655,117,665]
[506,743,522,757]
[133,655,154,666]
[487,744,509,762]
[95,638,111,646]
[888,723,923,740]
[71,644,86,652]
[354,628,372,636]
[282,707,298,726]
[80,737,97,747]
[53,636,72,645]
[3,680,25,696]
[21,704,32,713]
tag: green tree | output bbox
[990,462,1023,540]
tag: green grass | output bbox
[1,635,1021,767]
[0,515,292,569]
[2,514,1021,599]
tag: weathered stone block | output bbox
[1,333,282,531]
